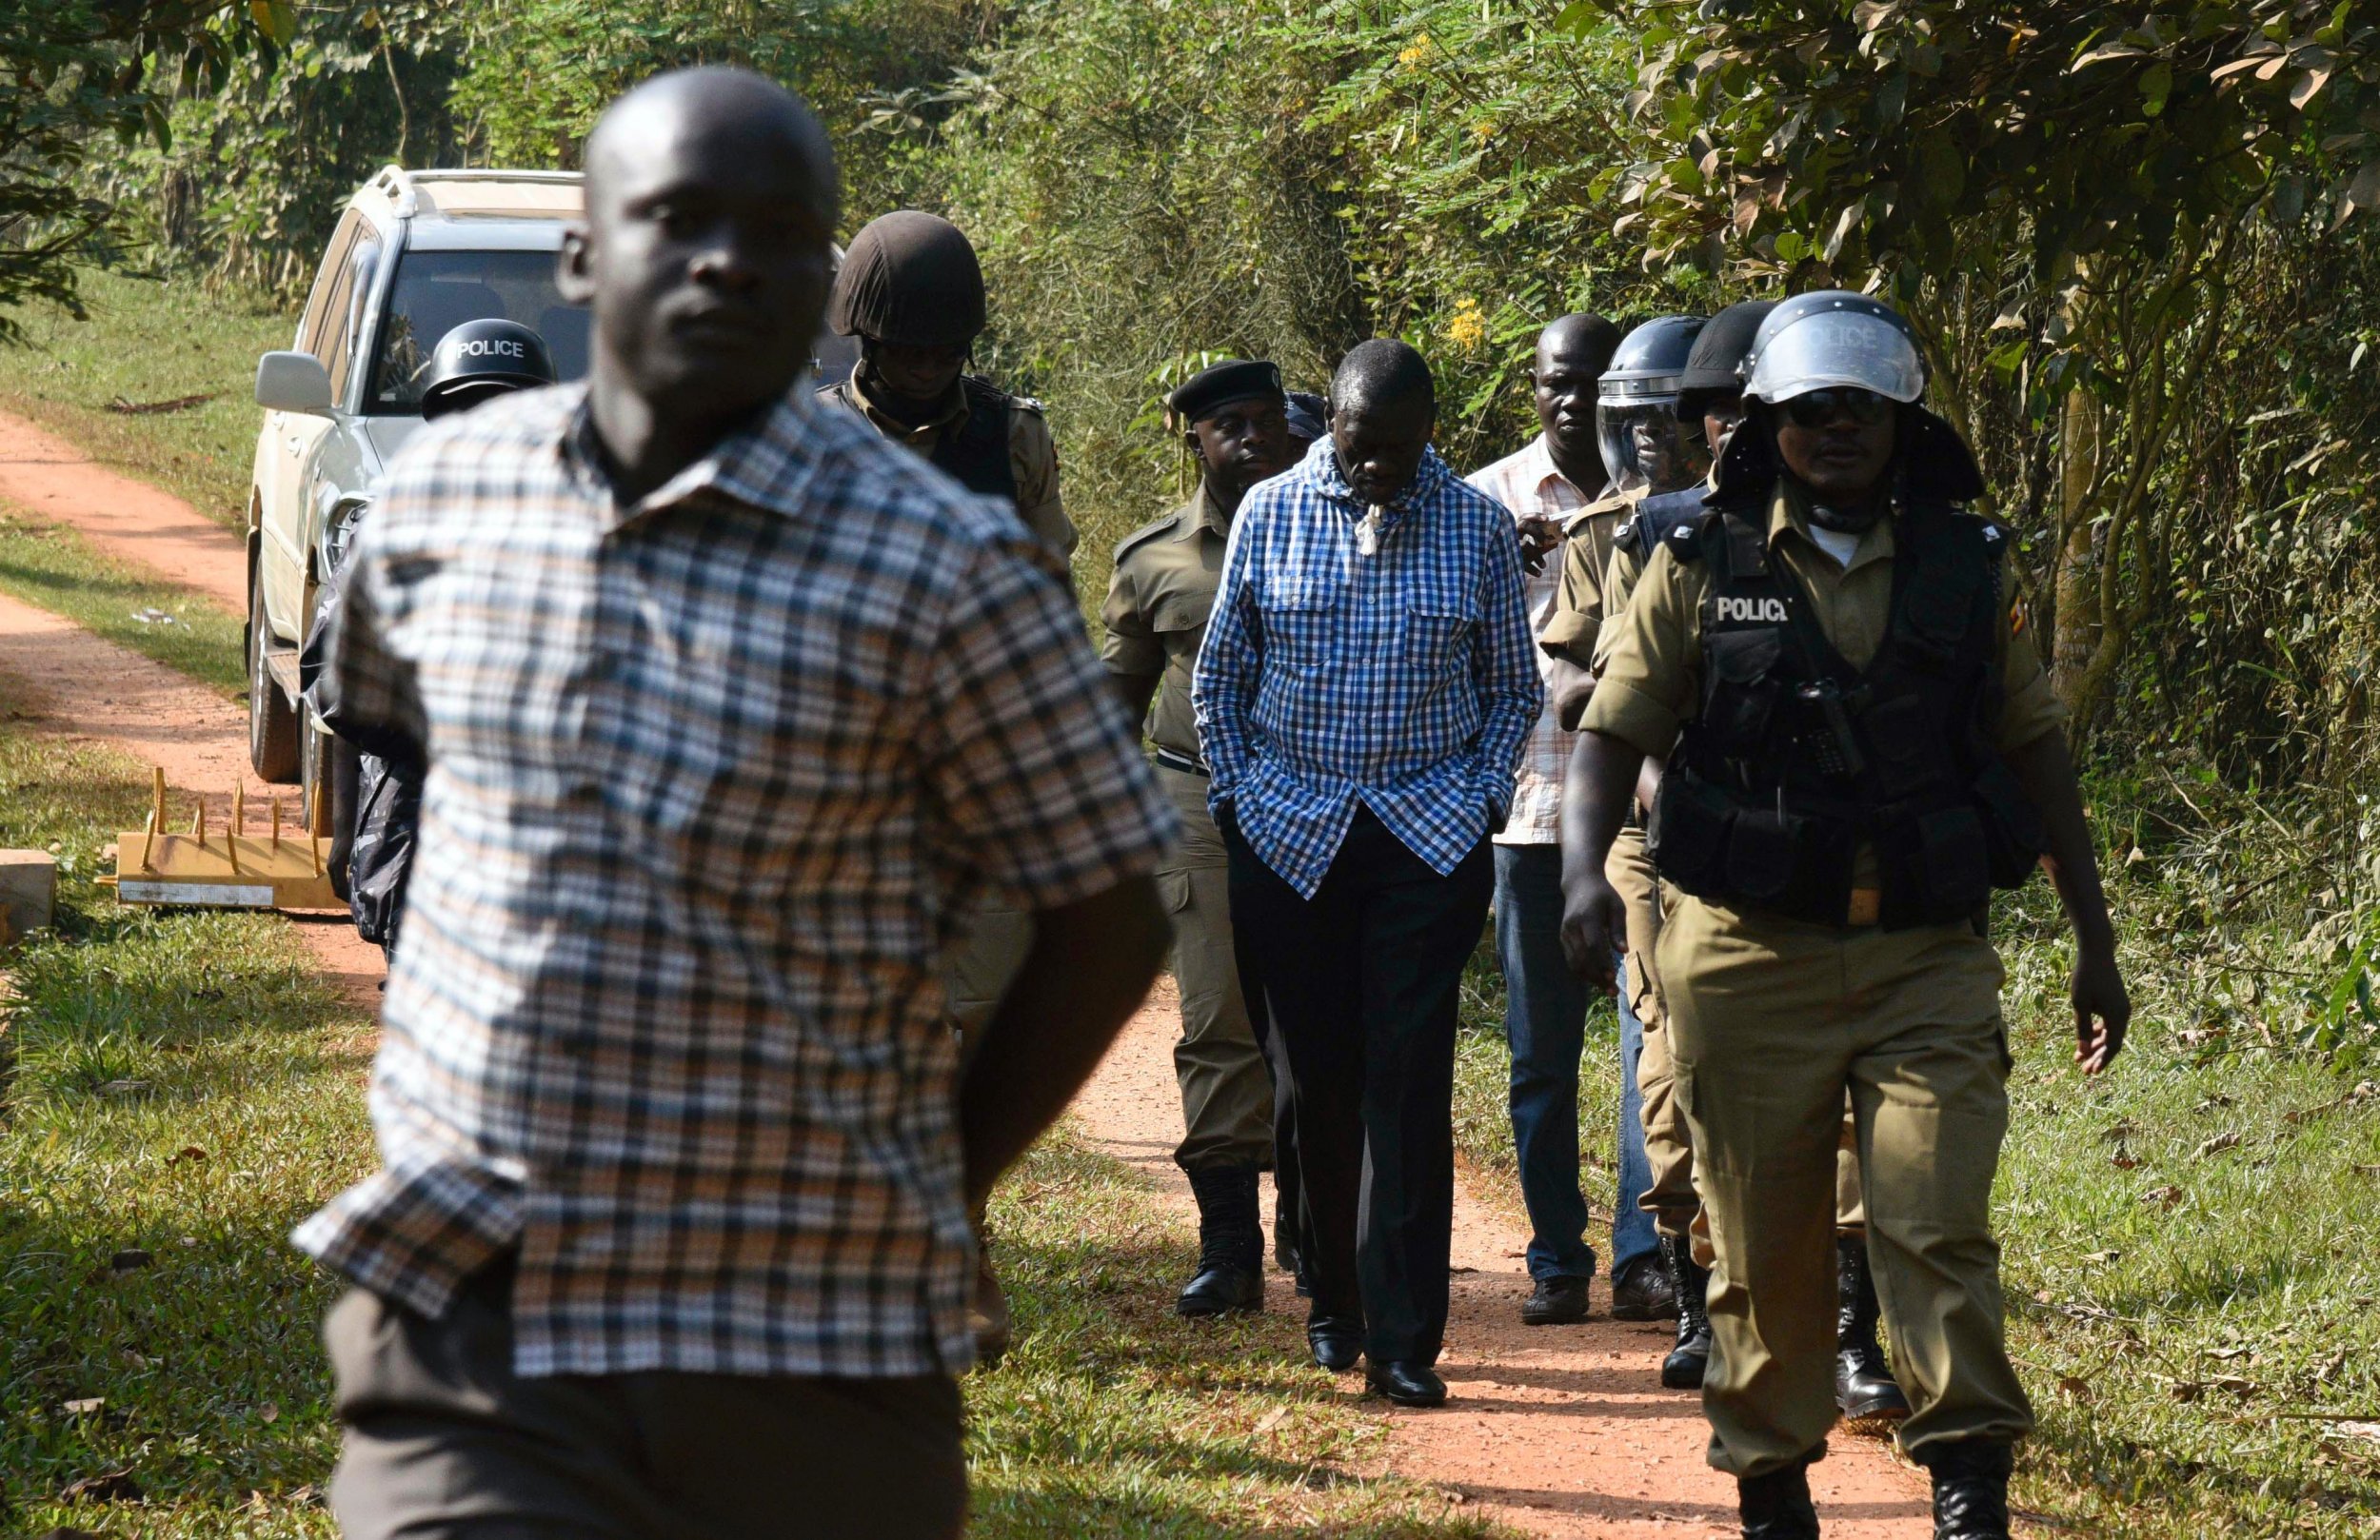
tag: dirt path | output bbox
[0,408,248,612]
[0,589,385,1009]
[1070,991,1933,1537]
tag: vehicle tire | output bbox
[248,556,300,784]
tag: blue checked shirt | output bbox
[291,383,1176,1379]
[1192,437,1541,898]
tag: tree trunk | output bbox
[2051,382,2102,733]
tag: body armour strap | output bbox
[1644,502,2045,930]
[931,376,1021,505]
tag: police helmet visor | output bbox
[1745,309,1924,405]
[1597,399,1696,493]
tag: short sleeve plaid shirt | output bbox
[1191,437,1541,898]
[291,383,1176,1380]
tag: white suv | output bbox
[246,167,587,809]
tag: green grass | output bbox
[1449,847,2380,1537]
[0,709,1506,1539]
[0,504,247,697]
[0,268,292,530]
[0,726,371,1537]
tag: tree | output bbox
[0,0,290,338]
[1606,0,2380,736]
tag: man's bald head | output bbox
[1531,312,1621,485]
[559,67,840,466]
[1536,312,1621,377]
[1332,338,1435,417]
[585,68,838,227]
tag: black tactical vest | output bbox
[1643,500,2045,930]
[1620,484,1712,563]
[928,376,1021,504]
[820,375,1021,506]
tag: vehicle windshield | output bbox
[366,248,590,414]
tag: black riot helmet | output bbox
[1674,300,1777,424]
[420,319,556,421]
[1597,314,1706,492]
[827,211,987,348]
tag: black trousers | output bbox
[324,1258,966,1540]
[1223,804,1494,1365]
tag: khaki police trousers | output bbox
[1617,833,1866,1255]
[1658,897,2033,1476]
[1156,766,1275,1170]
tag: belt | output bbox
[1845,887,1882,927]
[1154,746,1208,778]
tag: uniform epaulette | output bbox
[1665,514,1712,562]
[1111,509,1185,564]
[961,375,1044,416]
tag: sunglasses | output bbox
[1779,388,1892,428]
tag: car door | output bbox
[264,217,380,646]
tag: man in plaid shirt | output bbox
[1193,339,1540,1408]
[295,69,1174,1540]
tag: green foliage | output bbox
[0,0,283,335]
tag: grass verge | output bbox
[0,726,370,1537]
[0,709,1505,1539]
[1450,844,2380,1536]
[0,268,291,530]
[0,504,246,697]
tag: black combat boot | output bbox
[1915,1439,2013,1540]
[1736,1444,1823,1539]
[1659,1233,1712,1390]
[1835,1234,1912,1425]
[1178,1165,1264,1317]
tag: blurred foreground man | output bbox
[1103,359,1300,1316]
[1196,340,1539,1408]
[1464,312,1619,1327]
[818,207,1075,1364]
[1560,292,2128,1540]
[296,69,1176,1540]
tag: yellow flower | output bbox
[1472,119,1496,144]
[1447,299,1487,352]
[1398,31,1437,68]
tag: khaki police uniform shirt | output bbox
[1584,477,2065,889]
[1100,484,1229,763]
[1537,486,1640,670]
[837,372,1076,560]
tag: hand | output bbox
[2071,944,2130,1074]
[1559,872,1626,992]
[1518,515,1563,575]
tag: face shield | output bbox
[1598,383,1702,494]
[1743,306,1925,407]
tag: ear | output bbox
[556,225,596,306]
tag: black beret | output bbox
[1674,299,1779,420]
[1167,359,1284,425]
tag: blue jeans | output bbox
[1493,844,1659,1282]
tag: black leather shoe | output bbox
[1367,1360,1448,1407]
[1178,1166,1265,1319]
[1659,1234,1711,1391]
[1835,1234,1912,1425]
[1736,1443,1823,1539]
[1917,1439,2013,1539]
[1610,1251,1679,1321]
[1519,1273,1593,1326]
[1307,1315,1363,1372]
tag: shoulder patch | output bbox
[1664,519,1706,561]
[1112,509,1185,564]
[1615,516,1639,544]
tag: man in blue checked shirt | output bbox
[1193,338,1541,1409]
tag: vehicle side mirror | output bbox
[256,350,334,415]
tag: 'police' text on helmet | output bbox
[1740,291,1926,407]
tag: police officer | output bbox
[1593,302,1912,1418]
[821,209,1072,1367]
[821,209,1073,558]
[306,319,560,956]
[1559,292,2129,1540]
[1533,313,1702,1324]
[1102,359,1299,1316]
